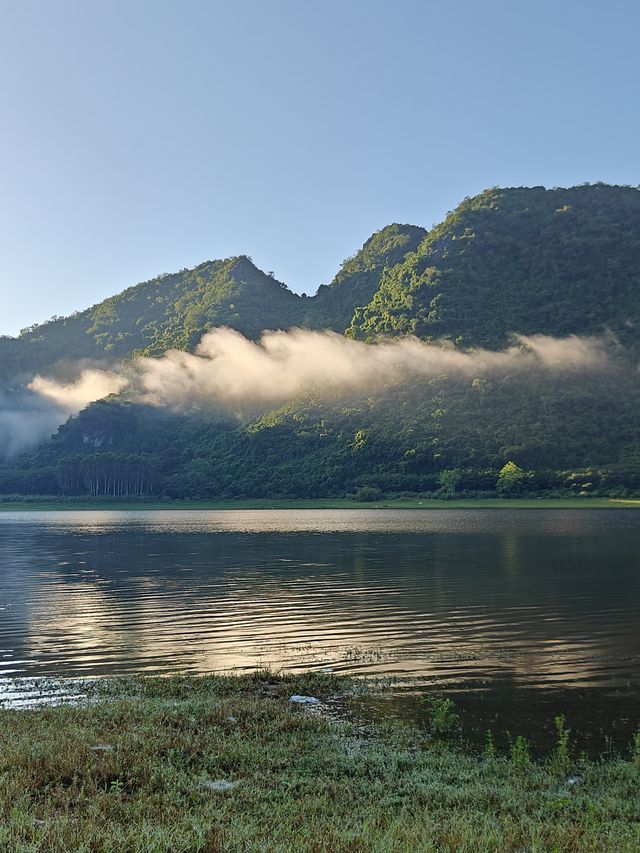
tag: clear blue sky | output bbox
[1,0,638,335]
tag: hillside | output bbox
[3,184,639,382]
[4,352,639,499]
[0,224,424,380]
[0,257,303,379]
[306,224,426,330]
[349,184,640,351]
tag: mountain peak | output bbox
[304,223,427,331]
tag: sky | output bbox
[0,0,638,336]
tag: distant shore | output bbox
[1,496,639,511]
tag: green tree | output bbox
[497,461,528,494]
[355,485,383,502]
[438,468,462,499]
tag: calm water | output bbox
[1,509,639,745]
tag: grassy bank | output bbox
[0,674,638,851]
[1,496,640,511]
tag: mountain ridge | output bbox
[0,223,425,380]
[4,182,640,383]
[2,182,640,499]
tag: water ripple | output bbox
[0,509,639,696]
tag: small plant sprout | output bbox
[108,778,124,796]
[632,730,640,763]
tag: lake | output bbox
[1,508,639,749]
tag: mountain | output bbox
[2,183,640,500]
[349,184,640,351]
[0,224,424,380]
[5,182,639,382]
[306,224,426,330]
[0,257,302,379]
[7,362,639,499]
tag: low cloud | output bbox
[0,396,65,460]
[28,369,127,411]
[130,328,610,411]
[0,328,613,459]
[0,370,126,460]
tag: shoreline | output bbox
[1,496,640,511]
[1,673,638,850]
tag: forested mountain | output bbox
[2,183,640,500]
[0,257,302,379]
[5,364,639,499]
[0,224,424,380]
[349,184,640,351]
[306,224,426,330]
[3,184,638,380]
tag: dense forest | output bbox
[349,184,640,351]
[3,363,639,500]
[1,184,639,500]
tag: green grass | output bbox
[1,496,640,511]
[0,674,638,851]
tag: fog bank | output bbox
[0,328,612,459]
[130,328,610,410]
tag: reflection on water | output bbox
[1,509,639,731]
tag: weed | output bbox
[485,728,496,760]
[549,713,572,774]
[509,734,531,770]
[631,731,640,763]
[0,674,638,851]
[108,778,124,796]
[420,695,461,736]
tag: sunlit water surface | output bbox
[1,509,639,746]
